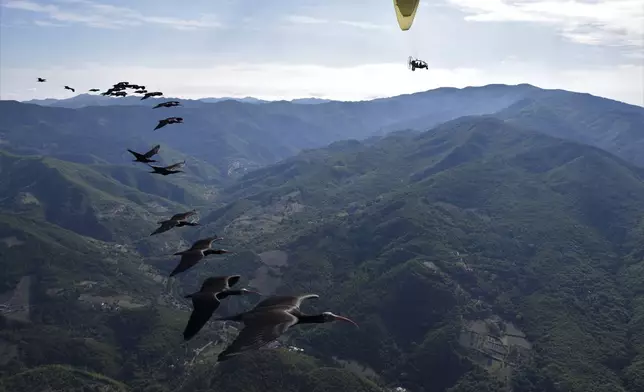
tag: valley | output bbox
[0,84,643,391]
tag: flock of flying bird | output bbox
[36,77,359,362]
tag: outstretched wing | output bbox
[169,251,204,277]
[126,149,143,159]
[165,160,185,171]
[217,311,298,361]
[154,120,167,130]
[170,209,196,221]
[188,235,221,250]
[226,275,241,288]
[150,220,177,236]
[252,294,319,311]
[200,276,237,293]
[143,144,161,158]
[183,294,220,340]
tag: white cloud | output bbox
[446,0,644,48]
[286,15,328,25]
[1,61,641,107]
[33,19,65,27]
[2,0,222,30]
[286,14,390,31]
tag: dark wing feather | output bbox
[126,149,143,159]
[253,294,319,311]
[150,220,178,236]
[143,144,161,158]
[226,275,241,288]
[170,209,196,221]
[189,236,220,250]
[200,276,233,293]
[218,311,298,361]
[183,294,220,340]
[170,251,204,277]
[165,160,185,171]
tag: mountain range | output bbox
[23,94,333,109]
[1,83,644,392]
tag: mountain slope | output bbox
[195,116,644,392]
[10,83,642,184]
[0,84,550,178]
[3,84,644,391]
[0,365,128,392]
[0,149,205,247]
[0,149,387,391]
[499,90,644,167]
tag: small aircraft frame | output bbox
[408,56,428,71]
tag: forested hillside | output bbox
[1,84,644,391]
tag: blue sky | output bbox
[0,0,642,105]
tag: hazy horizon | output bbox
[1,0,642,106]
[13,82,644,108]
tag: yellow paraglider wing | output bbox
[393,0,420,31]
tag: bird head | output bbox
[321,312,359,327]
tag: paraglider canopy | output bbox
[393,0,420,31]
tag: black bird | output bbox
[64,86,75,92]
[148,160,185,176]
[114,91,127,97]
[150,209,199,236]
[127,144,160,163]
[134,89,148,94]
[88,88,100,92]
[153,101,181,109]
[154,117,183,130]
[183,275,260,341]
[142,91,163,100]
[170,236,227,277]
[215,294,358,361]
[37,78,46,82]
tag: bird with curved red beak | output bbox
[214,293,358,361]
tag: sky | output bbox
[0,0,642,106]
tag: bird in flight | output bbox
[215,294,358,361]
[127,144,160,163]
[169,235,228,277]
[148,160,185,176]
[183,275,260,341]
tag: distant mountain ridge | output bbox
[23,94,334,109]
[7,83,643,177]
